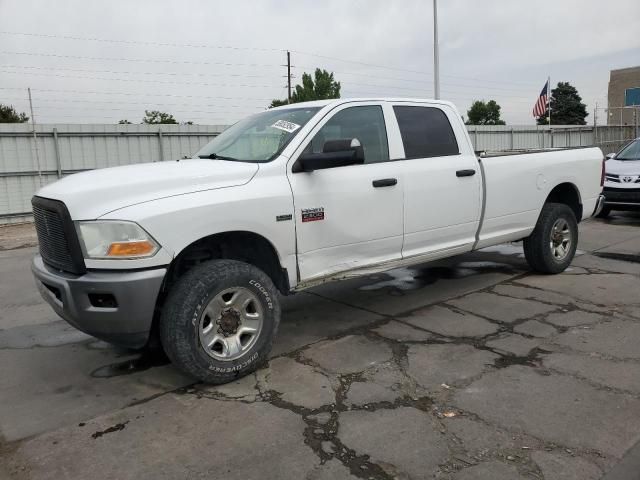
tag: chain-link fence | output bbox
[596,106,639,154]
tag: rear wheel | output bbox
[523,203,578,274]
[160,259,280,384]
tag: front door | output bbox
[287,103,404,282]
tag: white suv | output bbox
[600,138,640,216]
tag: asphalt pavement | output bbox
[1,214,640,479]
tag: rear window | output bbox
[393,106,459,159]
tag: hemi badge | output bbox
[276,214,293,222]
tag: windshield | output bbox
[196,107,321,162]
[616,139,640,161]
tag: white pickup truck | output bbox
[31,98,605,383]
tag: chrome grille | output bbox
[32,197,86,274]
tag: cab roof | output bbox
[270,97,457,111]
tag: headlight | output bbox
[76,221,159,259]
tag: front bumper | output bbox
[602,187,640,211]
[32,256,166,349]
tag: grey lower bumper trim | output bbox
[592,194,605,216]
[32,256,166,349]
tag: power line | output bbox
[0,69,281,89]
[2,95,264,110]
[0,86,273,101]
[3,62,544,95]
[4,102,260,116]
[0,30,568,91]
[292,50,542,87]
[291,50,431,76]
[0,51,281,68]
[1,64,276,79]
[0,30,284,52]
[5,63,601,100]
[20,113,233,122]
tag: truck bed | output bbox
[474,146,603,249]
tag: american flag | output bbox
[532,80,549,118]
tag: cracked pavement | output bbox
[1,214,640,479]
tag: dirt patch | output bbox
[0,223,38,251]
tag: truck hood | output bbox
[36,159,259,219]
[606,159,640,175]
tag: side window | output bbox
[393,106,459,159]
[307,106,389,163]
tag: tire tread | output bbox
[159,259,280,384]
[523,202,578,274]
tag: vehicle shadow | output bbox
[598,211,640,227]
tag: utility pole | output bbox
[433,0,440,99]
[594,102,598,148]
[547,76,551,126]
[28,87,43,184]
[287,51,292,104]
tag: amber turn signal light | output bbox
[106,240,156,257]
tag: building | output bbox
[607,66,640,125]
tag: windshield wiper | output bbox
[198,153,239,161]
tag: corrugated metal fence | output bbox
[0,123,636,224]
[0,124,226,223]
[467,124,636,154]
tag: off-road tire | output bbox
[523,202,578,274]
[160,259,280,384]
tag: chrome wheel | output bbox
[198,287,263,361]
[549,218,571,261]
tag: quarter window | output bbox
[307,106,389,163]
[393,106,459,159]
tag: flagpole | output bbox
[547,76,551,126]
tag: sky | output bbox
[1,0,639,125]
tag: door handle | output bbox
[372,178,397,188]
[456,169,476,177]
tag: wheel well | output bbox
[163,231,289,295]
[147,231,289,347]
[545,183,582,221]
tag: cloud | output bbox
[1,0,638,124]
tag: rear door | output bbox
[391,103,482,258]
[287,102,404,282]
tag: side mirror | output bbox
[605,153,616,160]
[295,138,364,172]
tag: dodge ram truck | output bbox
[31,98,605,383]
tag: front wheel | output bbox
[160,259,280,384]
[523,203,578,274]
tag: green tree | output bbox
[142,110,178,124]
[270,68,340,108]
[537,82,588,125]
[269,99,289,108]
[0,104,29,123]
[118,119,132,124]
[465,100,506,125]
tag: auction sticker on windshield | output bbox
[271,120,301,133]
